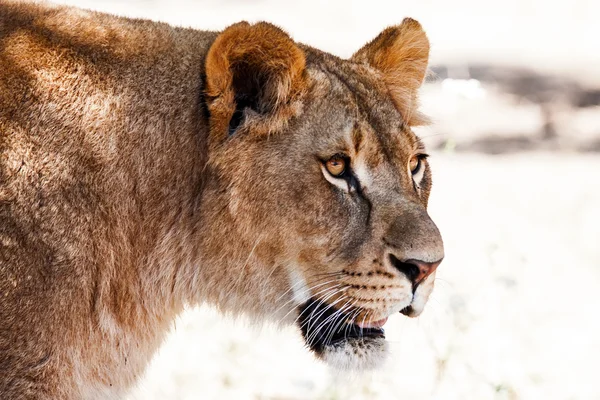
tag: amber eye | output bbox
[325,156,347,177]
[409,155,422,175]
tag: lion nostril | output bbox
[388,254,420,283]
[388,254,442,285]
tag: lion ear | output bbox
[352,18,430,126]
[205,22,306,138]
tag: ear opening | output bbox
[352,18,430,126]
[227,62,259,134]
[205,22,306,139]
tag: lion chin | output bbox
[297,298,392,371]
[321,337,390,371]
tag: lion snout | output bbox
[382,203,444,281]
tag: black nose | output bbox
[388,254,442,285]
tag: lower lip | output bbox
[356,317,388,329]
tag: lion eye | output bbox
[325,156,346,177]
[409,155,421,175]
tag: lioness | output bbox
[0,1,444,398]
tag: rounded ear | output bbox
[205,21,306,140]
[352,18,430,126]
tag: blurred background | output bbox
[52,0,600,398]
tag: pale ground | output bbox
[40,1,600,398]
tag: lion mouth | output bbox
[297,298,386,355]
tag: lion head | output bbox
[200,18,444,370]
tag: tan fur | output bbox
[0,1,443,398]
[205,21,307,141]
[352,18,430,126]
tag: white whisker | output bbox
[290,285,343,327]
[322,298,356,345]
[306,296,346,343]
[273,278,341,318]
[305,295,350,344]
[343,304,362,341]
[274,273,341,304]
[303,288,345,333]
[276,283,341,325]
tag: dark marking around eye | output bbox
[322,155,372,229]
[411,158,422,175]
[347,173,360,193]
[411,154,429,176]
[323,155,361,193]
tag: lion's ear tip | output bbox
[352,18,430,126]
[401,17,423,29]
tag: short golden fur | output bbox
[0,1,444,398]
